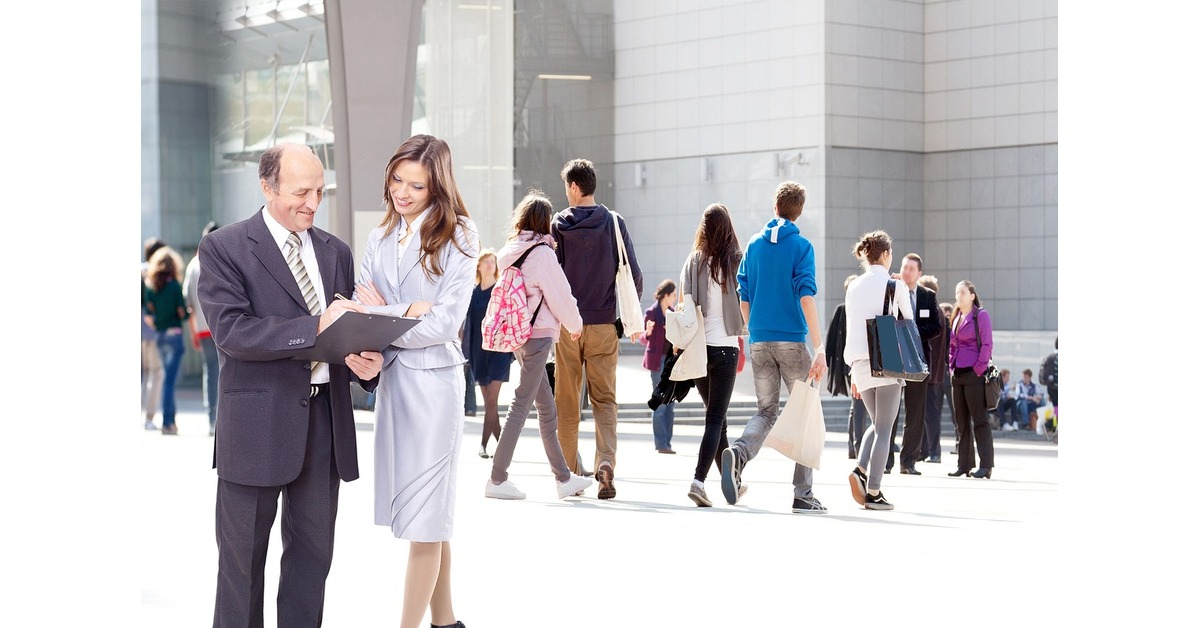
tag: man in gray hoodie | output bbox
[551,159,643,500]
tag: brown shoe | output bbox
[161,425,179,435]
[656,448,676,454]
[596,465,616,500]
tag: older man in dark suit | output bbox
[199,143,383,628]
[896,253,944,475]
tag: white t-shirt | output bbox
[703,277,739,348]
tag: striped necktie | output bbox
[286,232,322,373]
[285,232,322,316]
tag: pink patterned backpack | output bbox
[481,243,548,353]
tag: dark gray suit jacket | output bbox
[913,284,943,363]
[198,209,377,487]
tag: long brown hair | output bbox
[380,134,473,277]
[509,191,554,239]
[692,203,741,294]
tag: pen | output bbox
[335,293,350,301]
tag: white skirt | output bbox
[373,361,464,542]
[850,359,905,394]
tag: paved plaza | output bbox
[136,377,1060,627]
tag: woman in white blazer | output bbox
[355,134,478,628]
[842,230,913,511]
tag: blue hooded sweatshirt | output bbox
[736,217,817,344]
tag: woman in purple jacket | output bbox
[643,279,678,453]
[946,280,995,479]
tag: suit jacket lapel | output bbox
[310,227,339,306]
[248,212,309,313]
[395,231,423,289]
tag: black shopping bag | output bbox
[866,280,930,382]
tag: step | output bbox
[493,397,959,432]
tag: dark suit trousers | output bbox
[921,381,945,459]
[951,368,995,470]
[847,397,868,458]
[899,383,928,467]
[214,396,339,628]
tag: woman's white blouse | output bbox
[843,264,914,392]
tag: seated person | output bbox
[1015,369,1044,430]
[997,369,1021,431]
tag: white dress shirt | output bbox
[396,209,428,260]
[262,208,330,384]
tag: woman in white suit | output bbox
[355,134,478,628]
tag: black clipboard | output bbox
[292,311,421,364]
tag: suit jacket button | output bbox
[301,399,309,408]
[303,362,312,370]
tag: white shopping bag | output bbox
[765,378,826,470]
[1036,405,1053,435]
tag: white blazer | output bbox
[358,218,481,371]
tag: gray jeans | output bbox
[731,341,816,499]
[491,337,572,484]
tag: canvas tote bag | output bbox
[664,294,707,381]
[611,211,645,336]
[765,378,826,470]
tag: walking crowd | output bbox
[142,135,1057,628]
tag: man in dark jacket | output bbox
[921,289,952,463]
[199,144,382,626]
[552,158,643,500]
[896,254,944,474]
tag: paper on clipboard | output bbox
[292,311,420,364]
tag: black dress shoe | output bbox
[970,467,992,479]
[948,468,971,477]
[899,466,921,475]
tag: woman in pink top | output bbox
[484,192,593,501]
[946,280,995,479]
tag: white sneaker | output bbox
[485,480,526,500]
[144,420,158,431]
[557,473,593,499]
[1003,423,1016,432]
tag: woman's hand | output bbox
[354,280,387,306]
[851,383,860,399]
[405,301,433,318]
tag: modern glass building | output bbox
[143,0,1057,377]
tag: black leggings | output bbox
[693,345,740,482]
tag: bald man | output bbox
[199,143,383,627]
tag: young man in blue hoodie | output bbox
[552,159,643,500]
[721,181,828,513]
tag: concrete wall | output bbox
[611,0,829,316]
